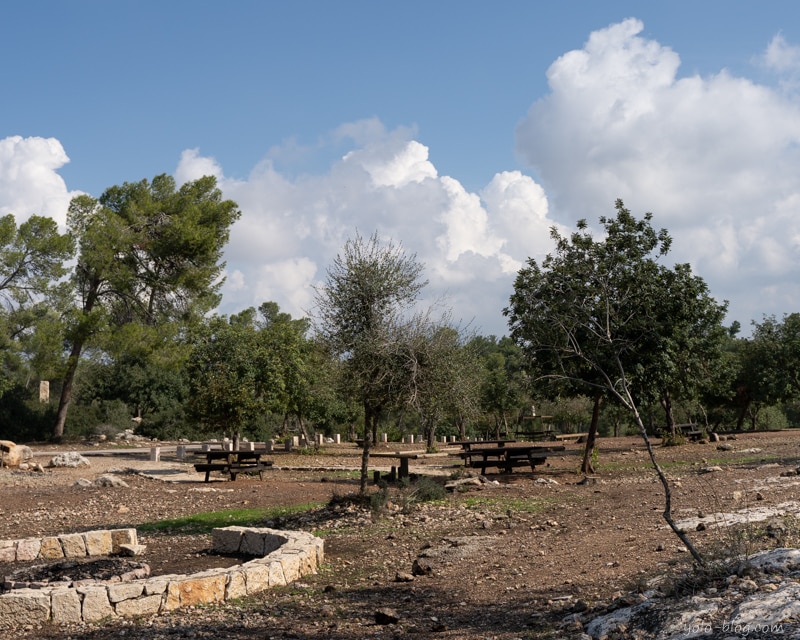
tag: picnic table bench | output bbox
[458,444,565,475]
[193,449,273,482]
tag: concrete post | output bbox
[149,447,160,462]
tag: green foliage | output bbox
[138,504,321,535]
[53,174,241,438]
[754,404,788,430]
[0,384,58,442]
[63,399,133,440]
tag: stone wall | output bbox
[0,526,323,629]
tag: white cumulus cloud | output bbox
[0,136,81,227]
[176,126,558,335]
[516,18,800,329]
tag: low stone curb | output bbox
[0,526,323,629]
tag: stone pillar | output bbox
[176,445,186,461]
[266,439,274,453]
[334,434,341,444]
[202,443,211,452]
[149,447,160,462]
[285,438,293,451]
[381,433,388,443]
[39,380,49,403]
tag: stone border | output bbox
[0,526,323,628]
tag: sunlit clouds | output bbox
[4,18,800,335]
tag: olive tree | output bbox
[313,231,427,493]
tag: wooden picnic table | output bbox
[370,450,452,480]
[458,444,565,475]
[193,448,273,482]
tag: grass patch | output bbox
[138,503,322,535]
[460,495,551,513]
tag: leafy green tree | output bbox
[313,231,427,493]
[733,313,800,429]
[506,200,726,566]
[0,214,74,398]
[53,175,240,439]
[401,322,480,448]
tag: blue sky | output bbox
[3,2,800,337]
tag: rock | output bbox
[374,607,400,624]
[395,571,415,582]
[412,558,434,576]
[699,466,724,473]
[717,443,735,451]
[0,441,34,467]
[74,478,93,487]
[49,452,91,468]
[92,475,129,488]
[118,543,148,556]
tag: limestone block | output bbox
[40,537,65,559]
[115,593,162,618]
[242,562,270,595]
[240,530,266,556]
[143,578,170,596]
[110,528,138,552]
[268,560,287,587]
[0,589,51,628]
[312,537,325,566]
[212,526,245,554]
[83,530,113,556]
[15,537,42,561]
[225,569,247,600]
[165,574,226,610]
[79,585,116,622]
[0,441,33,467]
[279,551,302,583]
[60,533,87,558]
[263,531,288,554]
[0,542,16,562]
[107,582,144,603]
[50,587,82,624]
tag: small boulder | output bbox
[374,608,401,625]
[49,452,91,468]
[0,440,34,467]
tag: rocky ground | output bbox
[2,432,800,639]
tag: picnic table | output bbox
[457,444,565,475]
[193,448,273,482]
[370,450,453,480]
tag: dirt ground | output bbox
[3,431,800,639]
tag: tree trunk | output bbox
[580,395,602,474]
[735,396,750,431]
[457,412,466,440]
[359,405,374,494]
[661,388,676,435]
[297,414,311,447]
[52,339,84,440]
